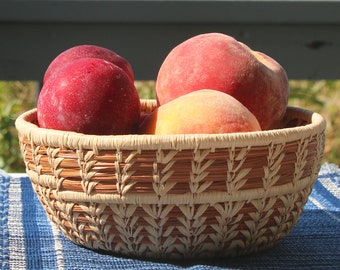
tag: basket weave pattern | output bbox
[16,100,326,259]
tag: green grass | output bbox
[289,80,340,165]
[0,80,338,172]
[0,81,37,172]
[135,81,156,99]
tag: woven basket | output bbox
[15,99,326,259]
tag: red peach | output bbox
[43,45,134,83]
[37,57,140,135]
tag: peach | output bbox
[37,57,140,135]
[43,45,134,83]
[139,89,261,135]
[156,33,289,130]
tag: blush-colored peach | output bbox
[156,33,289,130]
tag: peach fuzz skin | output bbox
[38,57,141,135]
[139,89,261,135]
[156,33,289,130]
[43,45,134,84]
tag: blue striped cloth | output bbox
[1,163,339,270]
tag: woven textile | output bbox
[1,163,339,270]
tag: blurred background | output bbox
[0,80,339,172]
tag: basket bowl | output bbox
[15,99,326,259]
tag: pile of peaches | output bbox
[37,33,289,136]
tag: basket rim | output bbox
[15,103,326,151]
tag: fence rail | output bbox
[1,0,340,80]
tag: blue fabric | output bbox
[1,163,339,270]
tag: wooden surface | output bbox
[1,0,340,81]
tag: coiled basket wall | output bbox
[15,99,326,259]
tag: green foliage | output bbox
[0,81,37,172]
[135,81,156,99]
[289,81,325,107]
[289,80,340,164]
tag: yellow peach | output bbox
[139,89,261,135]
